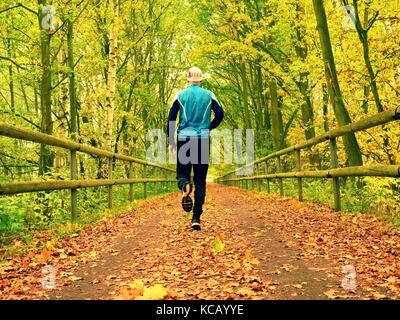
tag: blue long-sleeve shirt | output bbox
[167,84,224,146]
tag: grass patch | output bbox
[0,181,176,258]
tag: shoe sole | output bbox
[183,183,193,197]
[191,222,201,231]
[182,183,194,212]
[182,196,193,212]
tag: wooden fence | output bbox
[216,107,400,211]
[0,123,176,220]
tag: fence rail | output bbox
[0,123,175,172]
[0,123,175,220]
[216,107,400,211]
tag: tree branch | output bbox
[366,11,379,32]
[1,111,40,130]
[0,3,37,15]
[0,56,27,70]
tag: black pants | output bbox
[176,136,209,221]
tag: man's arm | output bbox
[167,99,180,147]
[210,94,224,130]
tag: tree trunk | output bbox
[103,0,119,151]
[239,62,252,130]
[313,0,363,166]
[323,84,330,132]
[294,4,317,144]
[38,0,54,175]
[255,65,265,145]
[67,19,77,139]
[5,12,15,114]
[348,0,383,113]
[7,41,15,113]
[270,80,284,151]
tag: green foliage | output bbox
[255,177,400,226]
[0,0,399,250]
[0,182,175,247]
[0,195,31,242]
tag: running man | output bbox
[167,66,224,230]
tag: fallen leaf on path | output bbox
[372,293,387,300]
[281,264,294,272]
[236,287,254,297]
[41,249,51,262]
[324,289,338,299]
[212,236,225,255]
[139,284,168,300]
[116,281,168,300]
[207,278,219,287]
[69,276,83,282]
[243,250,260,266]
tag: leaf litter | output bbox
[1,184,400,300]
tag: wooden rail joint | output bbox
[72,145,81,152]
[394,106,400,119]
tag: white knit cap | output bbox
[187,66,203,82]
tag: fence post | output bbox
[264,160,270,193]
[161,169,165,191]
[250,167,253,189]
[108,157,113,209]
[257,163,261,192]
[329,138,341,211]
[158,168,161,191]
[277,156,284,196]
[143,164,147,199]
[70,150,78,221]
[164,170,168,191]
[252,165,256,190]
[251,167,254,189]
[155,168,158,191]
[296,149,303,201]
[129,162,134,202]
